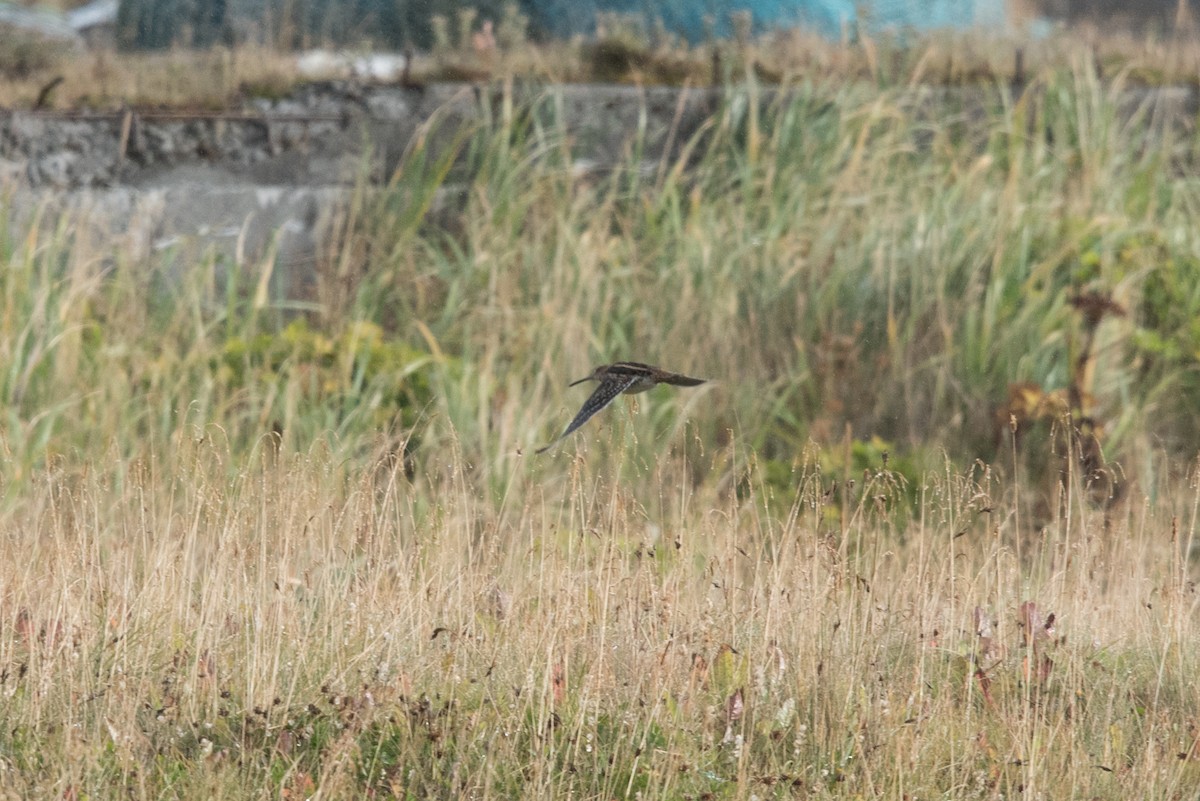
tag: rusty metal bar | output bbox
[2,110,351,123]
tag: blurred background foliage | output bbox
[4,67,1200,511]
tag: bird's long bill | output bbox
[568,375,591,387]
[664,373,706,387]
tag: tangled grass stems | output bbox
[1,60,1200,797]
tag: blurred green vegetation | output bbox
[4,64,1200,499]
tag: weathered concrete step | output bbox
[0,82,725,190]
[5,81,1197,189]
[3,81,1196,283]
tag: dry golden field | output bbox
[2,30,1200,800]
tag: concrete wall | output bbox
[3,81,1197,284]
[1,82,719,280]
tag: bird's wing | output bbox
[536,375,639,454]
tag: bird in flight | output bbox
[536,361,706,454]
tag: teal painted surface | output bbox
[525,0,1008,39]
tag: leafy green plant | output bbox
[216,318,435,441]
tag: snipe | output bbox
[536,361,706,454]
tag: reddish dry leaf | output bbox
[16,609,65,648]
[293,771,315,797]
[15,608,33,643]
[1021,654,1054,684]
[720,688,746,744]
[1018,601,1042,644]
[974,668,995,707]
[726,688,744,724]
[689,653,709,689]
[974,606,997,660]
[551,663,566,705]
[198,649,217,680]
[1019,601,1057,648]
[1184,722,1200,761]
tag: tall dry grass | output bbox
[5,23,1200,110]
[1,435,1198,798]
[2,58,1200,798]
